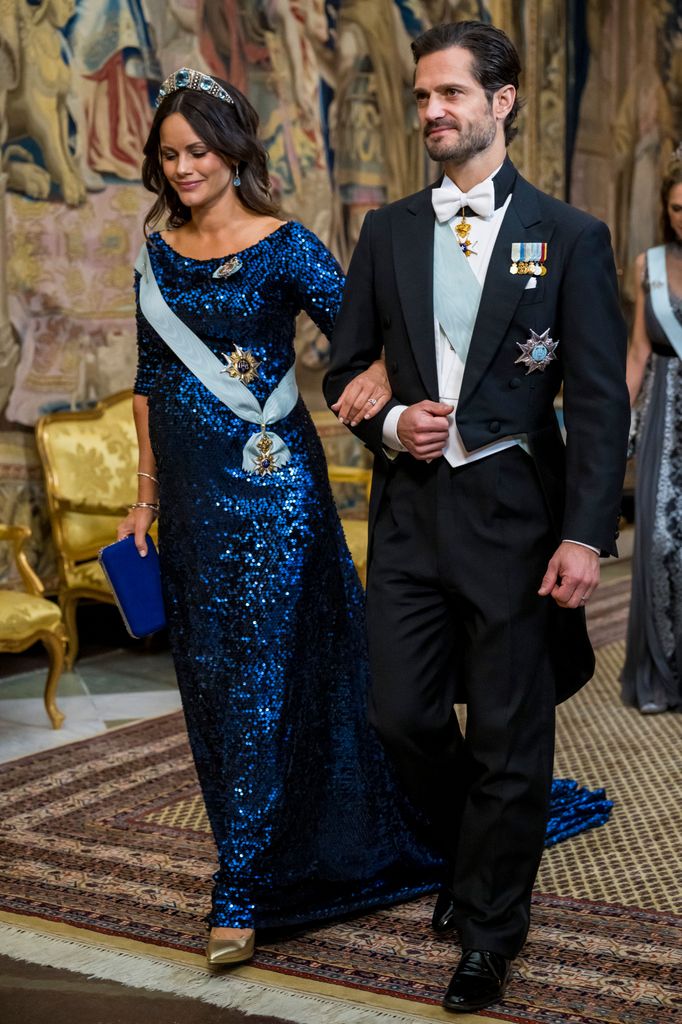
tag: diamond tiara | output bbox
[156,68,234,108]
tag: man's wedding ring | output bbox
[580,596,587,604]
[367,397,378,406]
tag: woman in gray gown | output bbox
[623,155,682,713]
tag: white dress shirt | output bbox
[382,165,523,466]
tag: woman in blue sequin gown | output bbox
[117,73,444,958]
[622,161,682,713]
[118,70,611,961]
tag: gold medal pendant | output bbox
[220,346,262,385]
[455,211,478,258]
[254,429,277,475]
[510,241,549,277]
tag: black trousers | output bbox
[366,445,557,958]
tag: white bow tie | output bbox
[431,179,495,222]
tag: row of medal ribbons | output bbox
[510,241,547,276]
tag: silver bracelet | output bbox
[137,471,159,485]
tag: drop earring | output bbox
[233,165,241,187]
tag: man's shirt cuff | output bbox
[382,404,409,452]
[563,538,600,556]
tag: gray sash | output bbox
[648,245,682,359]
[433,218,482,363]
[135,243,299,473]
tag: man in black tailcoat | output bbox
[324,20,629,1015]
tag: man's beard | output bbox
[424,113,497,165]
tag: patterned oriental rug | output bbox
[0,575,680,1024]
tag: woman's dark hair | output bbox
[411,21,523,145]
[142,76,279,234]
[661,160,682,243]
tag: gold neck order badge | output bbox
[455,209,478,258]
[254,428,276,475]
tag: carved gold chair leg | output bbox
[60,594,79,670]
[1,523,70,728]
[40,628,66,730]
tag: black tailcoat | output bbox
[324,161,630,704]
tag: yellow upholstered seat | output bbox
[35,390,145,667]
[0,592,63,642]
[0,524,67,728]
[64,559,108,590]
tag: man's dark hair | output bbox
[411,21,523,145]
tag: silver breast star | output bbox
[515,328,558,374]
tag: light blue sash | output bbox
[135,243,299,473]
[648,245,682,360]
[433,219,482,363]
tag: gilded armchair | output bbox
[35,390,141,668]
[0,524,66,729]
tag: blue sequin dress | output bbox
[134,221,612,930]
[133,221,444,929]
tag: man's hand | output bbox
[538,541,600,608]
[397,401,453,460]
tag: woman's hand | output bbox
[331,358,392,426]
[117,506,157,557]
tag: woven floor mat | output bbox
[586,575,631,650]
[537,640,681,914]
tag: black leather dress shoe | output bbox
[432,889,458,933]
[442,949,510,1013]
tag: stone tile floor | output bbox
[0,647,181,764]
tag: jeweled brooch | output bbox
[220,346,261,384]
[515,328,558,374]
[212,257,242,279]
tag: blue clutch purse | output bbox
[98,534,166,638]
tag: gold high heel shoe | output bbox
[206,929,255,966]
